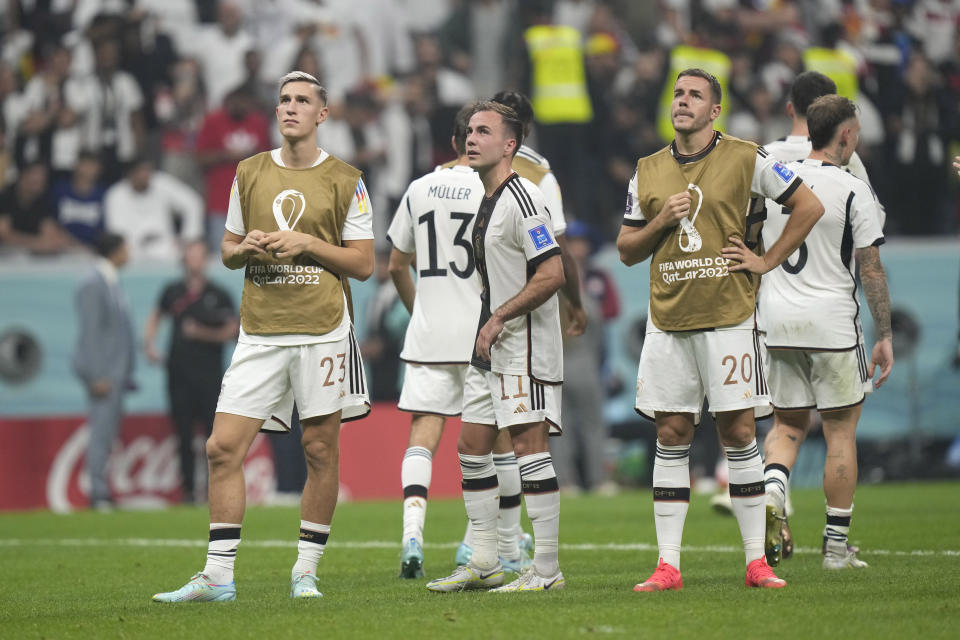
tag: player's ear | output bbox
[316,105,329,126]
[710,102,721,121]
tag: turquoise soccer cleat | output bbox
[399,538,425,579]
[454,542,473,566]
[152,573,236,603]
[500,548,533,574]
[290,572,323,599]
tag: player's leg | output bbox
[820,404,868,569]
[289,410,342,597]
[492,417,564,592]
[702,324,783,588]
[492,429,529,571]
[153,412,264,603]
[762,409,810,565]
[399,413,445,578]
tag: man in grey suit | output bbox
[73,232,135,511]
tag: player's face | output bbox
[465,110,516,171]
[671,75,721,134]
[838,117,861,165]
[276,81,328,141]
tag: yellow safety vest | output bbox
[524,25,593,124]
[803,47,858,100]
[658,46,731,143]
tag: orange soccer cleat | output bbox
[633,558,683,592]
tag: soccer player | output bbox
[617,68,823,591]
[455,91,581,570]
[426,101,566,593]
[724,95,893,570]
[153,71,374,603]
[712,70,880,558]
[390,103,535,578]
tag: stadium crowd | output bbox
[1,0,959,260]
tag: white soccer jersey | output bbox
[387,165,483,363]
[759,159,885,350]
[471,173,563,383]
[764,135,873,187]
[516,144,567,236]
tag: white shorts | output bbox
[398,362,469,416]
[765,345,872,412]
[461,365,562,434]
[635,317,771,422]
[216,330,370,432]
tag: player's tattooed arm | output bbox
[857,245,894,388]
[556,235,587,336]
[617,191,691,266]
[475,254,564,361]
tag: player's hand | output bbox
[144,341,162,364]
[565,302,587,336]
[262,230,315,259]
[90,379,112,397]
[182,318,201,339]
[953,155,960,178]
[476,314,505,362]
[869,337,894,389]
[656,191,692,229]
[235,230,268,258]
[722,236,771,274]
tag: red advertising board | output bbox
[0,404,462,512]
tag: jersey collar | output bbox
[670,131,722,165]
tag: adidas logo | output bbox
[513,403,529,414]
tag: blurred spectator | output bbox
[439,0,520,99]
[552,221,618,494]
[882,52,954,235]
[10,41,78,182]
[360,251,407,402]
[53,151,106,246]
[0,161,72,254]
[155,59,206,192]
[104,156,204,261]
[413,33,475,166]
[727,82,789,144]
[143,240,238,503]
[119,11,177,138]
[66,35,145,184]
[195,87,270,247]
[72,231,134,511]
[181,0,254,109]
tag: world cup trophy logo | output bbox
[677,183,703,253]
[272,189,306,231]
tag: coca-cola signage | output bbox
[1,415,275,512]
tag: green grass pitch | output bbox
[1,482,957,639]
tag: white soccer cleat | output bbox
[823,541,868,570]
[491,567,565,592]
[425,562,504,592]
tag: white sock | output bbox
[401,446,432,544]
[824,504,854,552]
[518,452,560,576]
[460,453,499,569]
[764,463,789,512]
[203,523,241,585]
[652,441,690,569]
[494,452,523,560]
[726,440,765,565]
[462,520,474,548]
[292,520,330,577]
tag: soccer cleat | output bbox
[781,517,795,559]
[425,562,504,592]
[765,503,786,566]
[454,542,473,566]
[290,571,323,599]
[823,539,868,569]
[500,549,533,574]
[745,556,787,588]
[710,491,734,516]
[399,538,425,579]
[633,558,682,592]
[491,567,565,592]
[152,573,236,603]
[518,531,534,554]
